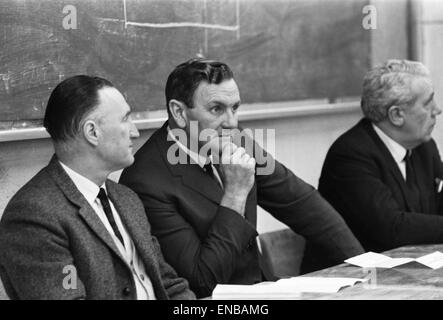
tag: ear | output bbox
[82,119,100,146]
[168,99,188,128]
[387,105,405,127]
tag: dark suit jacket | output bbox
[120,122,363,298]
[0,156,195,300]
[319,118,443,252]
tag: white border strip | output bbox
[0,101,360,142]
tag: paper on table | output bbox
[345,251,443,269]
[212,283,301,300]
[345,252,415,268]
[276,277,367,293]
[212,277,367,299]
[415,251,443,269]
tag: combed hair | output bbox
[165,58,234,117]
[361,59,430,122]
[43,75,113,142]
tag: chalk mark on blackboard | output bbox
[123,0,128,28]
[99,0,240,56]
[99,18,239,31]
[1,74,11,94]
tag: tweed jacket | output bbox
[0,156,195,300]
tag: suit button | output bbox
[140,274,145,281]
[122,287,131,296]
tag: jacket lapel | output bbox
[77,206,126,262]
[411,151,430,213]
[46,156,126,262]
[155,122,257,227]
[175,164,224,204]
[156,122,224,205]
[363,120,420,211]
[106,182,157,267]
[106,181,168,298]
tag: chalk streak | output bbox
[123,0,127,29]
[236,0,240,39]
[99,18,238,31]
[204,0,208,55]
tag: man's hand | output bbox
[218,143,256,216]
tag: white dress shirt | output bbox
[372,123,408,180]
[59,161,156,300]
[167,126,224,188]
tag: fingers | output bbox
[219,136,234,153]
[221,143,238,164]
[231,147,246,163]
[221,143,234,165]
[247,157,256,167]
[220,143,256,169]
[227,146,249,165]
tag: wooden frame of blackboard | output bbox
[0,100,360,142]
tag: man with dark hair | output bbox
[119,58,364,298]
[319,59,443,253]
[0,75,194,300]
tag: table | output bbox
[297,244,443,299]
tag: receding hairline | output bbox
[409,75,434,100]
[82,86,127,126]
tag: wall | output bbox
[370,0,409,66]
[419,0,443,153]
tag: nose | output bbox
[130,121,140,138]
[433,103,442,116]
[222,108,238,129]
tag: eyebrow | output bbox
[207,100,241,108]
[424,92,434,105]
[123,110,132,118]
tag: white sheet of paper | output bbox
[415,251,443,269]
[276,276,367,293]
[344,252,414,268]
[345,252,391,267]
[212,283,301,300]
[345,251,443,269]
[212,276,367,299]
[374,257,416,268]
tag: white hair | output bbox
[361,59,430,122]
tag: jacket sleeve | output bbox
[0,201,87,300]
[255,154,364,265]
[125,181,258,298]
[319,140,443,249]
[149,235,196,300]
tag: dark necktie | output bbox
[97,188,125,247]
[404,150,422,212]
[203,163,223,189]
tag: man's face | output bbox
[94,87,139,171]
[184,79,241,154]
[401,76,441,148]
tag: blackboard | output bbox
[0,0,370,130]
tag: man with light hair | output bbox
[318,59,443,253]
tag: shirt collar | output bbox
[167,126,210,168]
[372,123,408,164]
[59,161,105,206]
